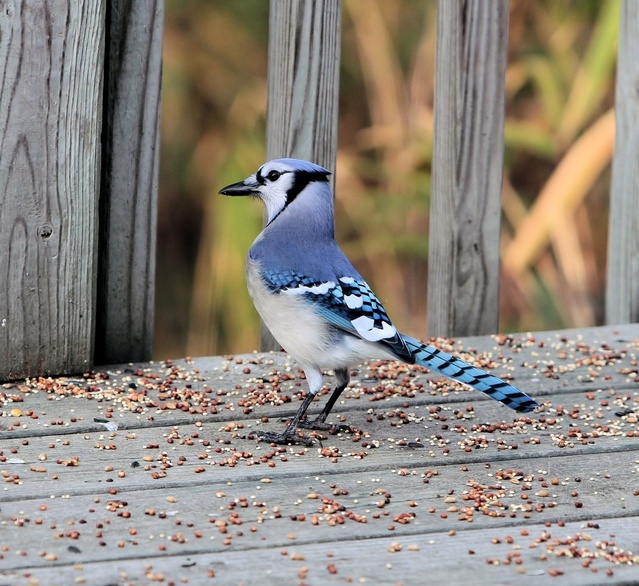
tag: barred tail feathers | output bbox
[401,336,539,413]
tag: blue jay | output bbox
[220,158,539,444]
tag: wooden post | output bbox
[0,1,105,379]
[95,0,163,364]
[606,0,639,325]
[427,0,509,338]
[262,0,342,350]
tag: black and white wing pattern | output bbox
[261,268,413,360]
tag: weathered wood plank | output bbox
[0,0,105,379]
[1,326,637,500]
[0,477,637,584]
[266,0,341,174]
[427,0,509,337]
[2,323,638,442]
[2,400,637,499]
[262,0,342,350]
[4,516,637,586]
[1,448,637,565]
[1,326,638,584]
[606,0,639,325]
[3,408,638,509]
[95,0,163,364]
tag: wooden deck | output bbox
[1,325,638,585]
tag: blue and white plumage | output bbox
[220,158,539,444]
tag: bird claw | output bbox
[252,429,320,447]
[297,419,353,434]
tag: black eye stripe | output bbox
[286,171,330,204]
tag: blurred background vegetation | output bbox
[156,0,618,359]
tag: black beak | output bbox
[219,177,260,196]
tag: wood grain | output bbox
[427,0,509,338]
[8,518,638,585]
[95,0,163,364]
[0,0,105,379]
[262,0,342,350]
[0,325,638,585]
[606,0,639,325]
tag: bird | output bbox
[220,158,539,445]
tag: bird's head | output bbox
[219,158,332,225]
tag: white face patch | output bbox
[259,172,295,224]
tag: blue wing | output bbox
[259,268,539,413]
[260,268,413,361]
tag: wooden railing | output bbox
[606,0,639,325]
[427,0,509,337]
[0,1,162,379]
[1,0,637,380]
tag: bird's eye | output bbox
[267,170,281,182]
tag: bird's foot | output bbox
[252,429,319,447]
[297,418,353,434]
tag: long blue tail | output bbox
[401,335,539,413]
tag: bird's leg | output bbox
[255,390,319,446]
[254,366,325,446]
[298,368,352,432]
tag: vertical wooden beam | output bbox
[606,0,639,325]
[427,0,509,339]
[262,0,342,350]
[96,0,164,364]
[0,0,105,379]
